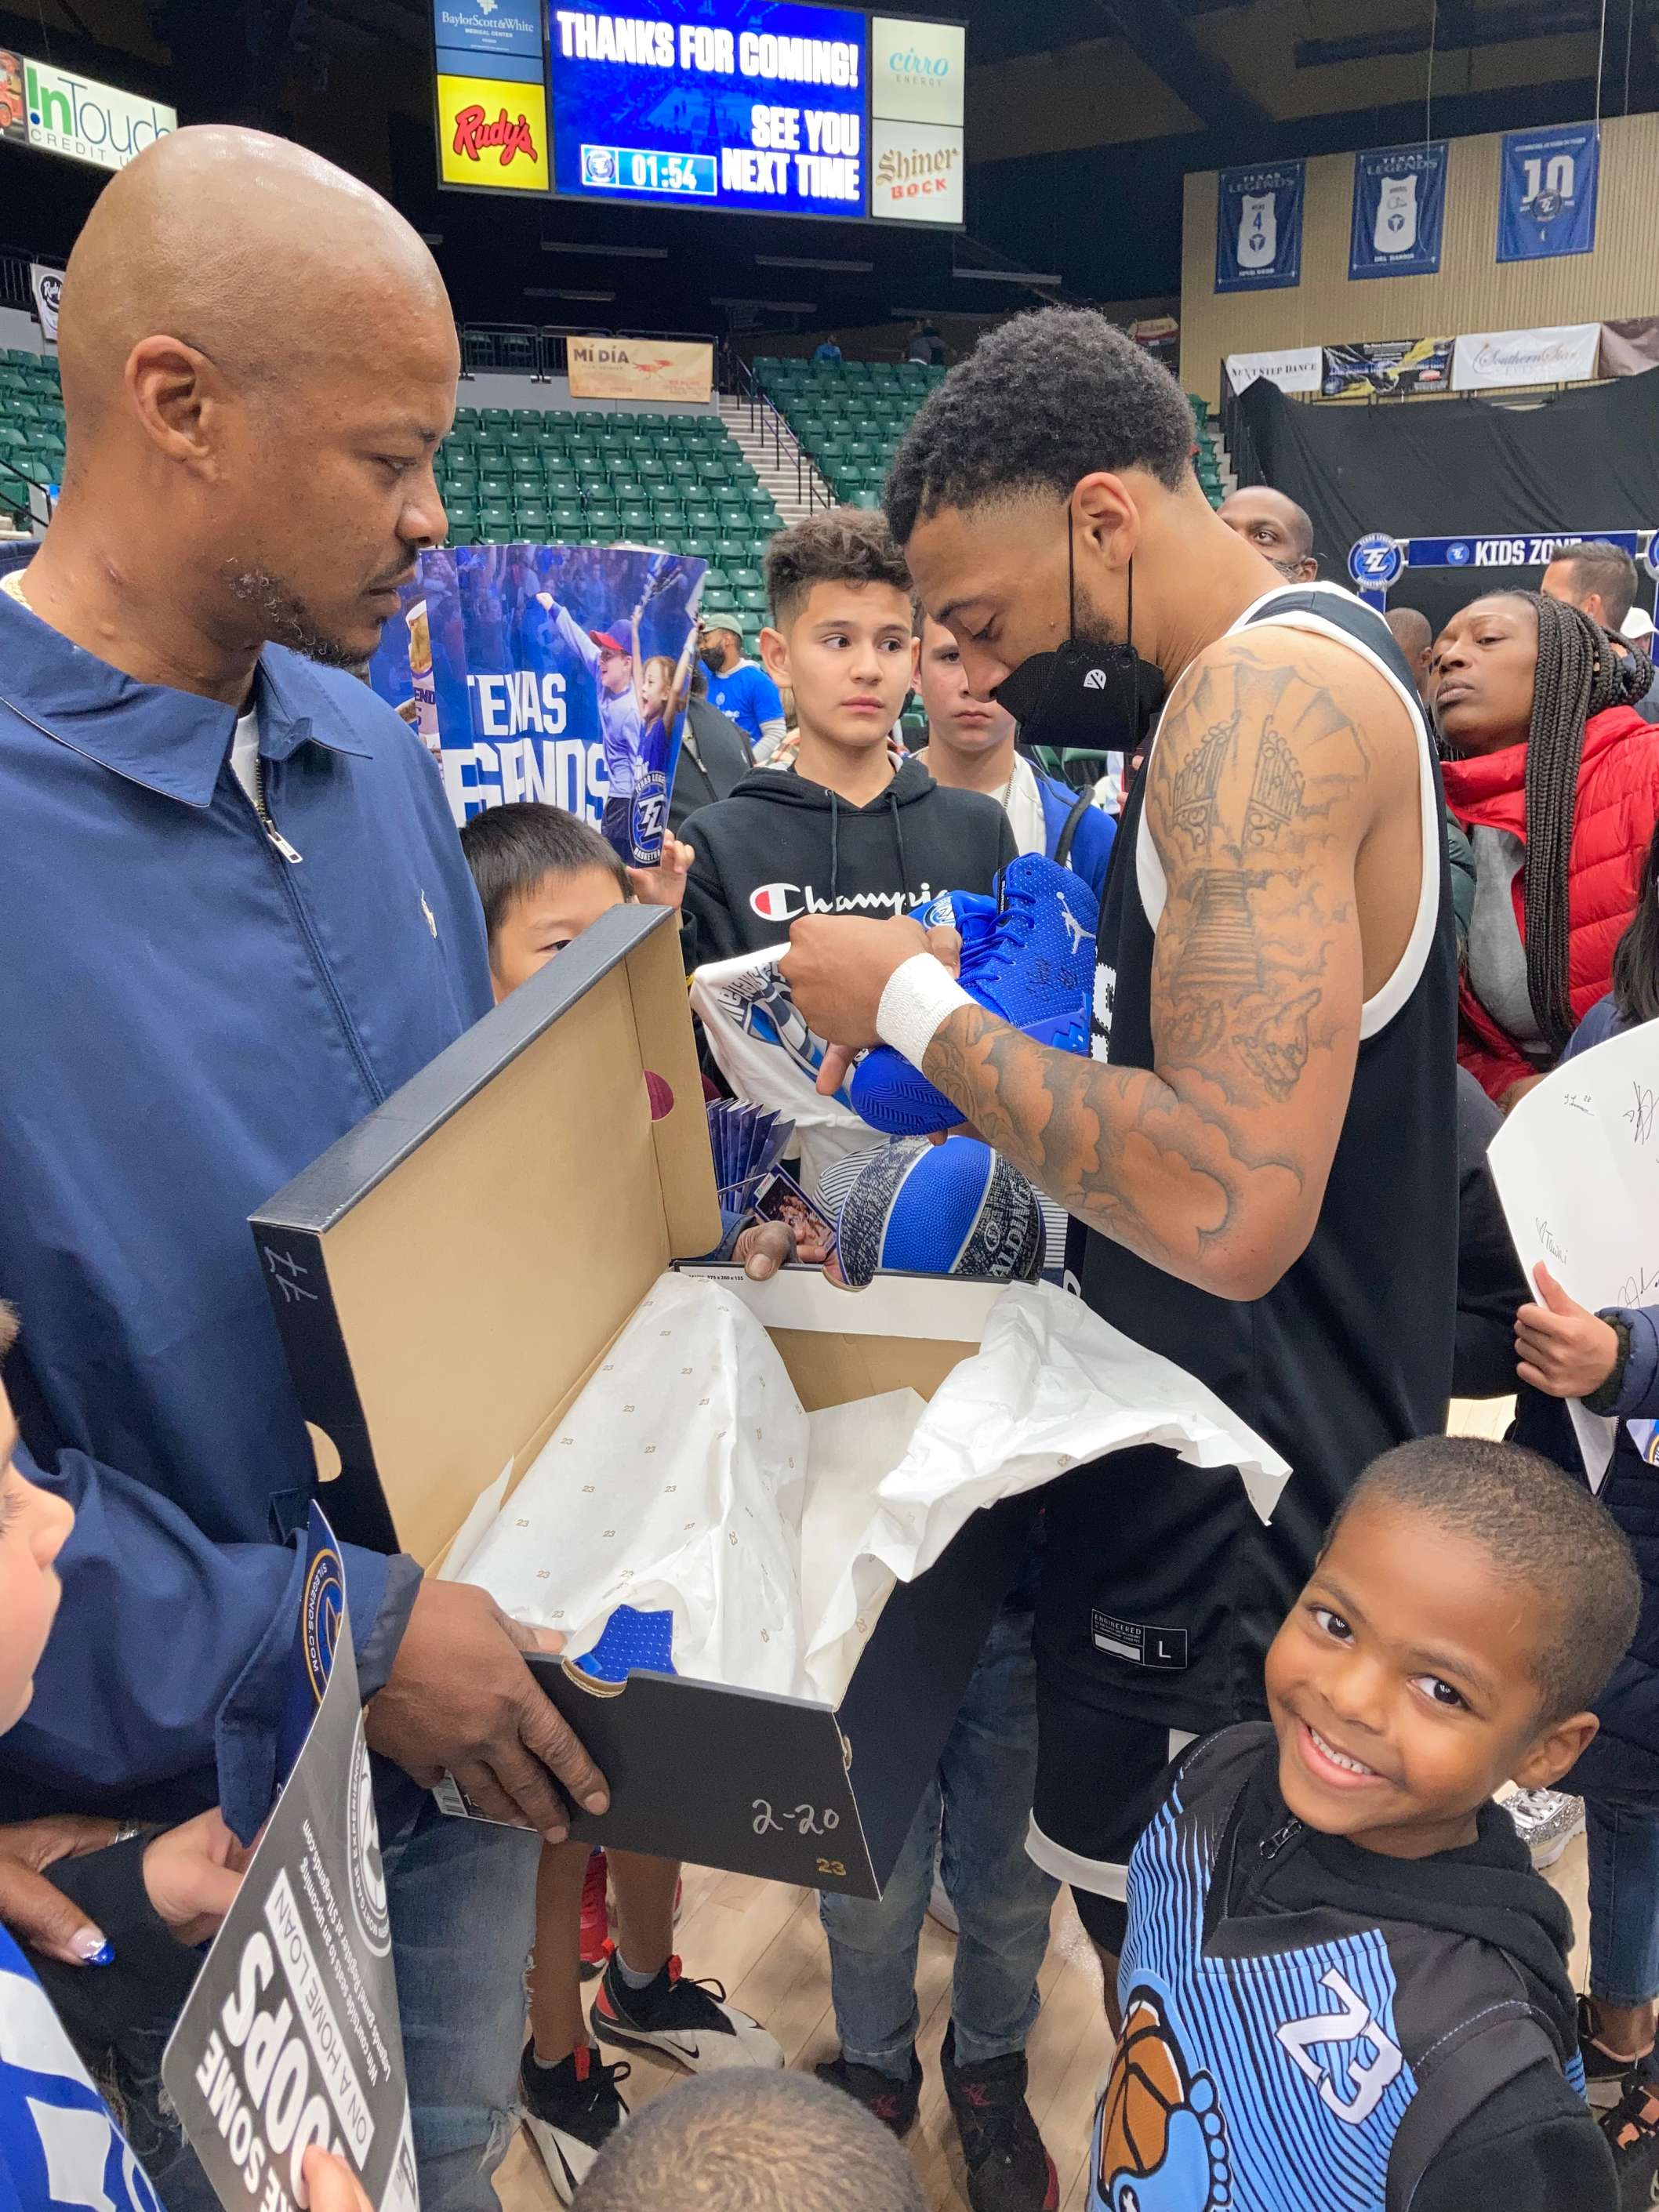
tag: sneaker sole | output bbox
[520,2114,596,2207]
[591,2011,785,2075]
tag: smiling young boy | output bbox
[678,509,1014,970]
[1091,1435,1634,2212]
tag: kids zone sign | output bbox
[0,51,174,172]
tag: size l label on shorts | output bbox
[1091,1612,1189,1670]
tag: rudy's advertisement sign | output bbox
[368,542,706,868]
[1451,321,1601,392]
[871,17,965,128]
[0,49,174,171]
[871,119,964,224]
[437,71,548,190]
[568,335,715,404]
[162,1509,419,2212]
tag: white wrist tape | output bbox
[876,953,975,1068]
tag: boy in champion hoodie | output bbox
[679,508,1015,970]
[1092,1435,1632,2212]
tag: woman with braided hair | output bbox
[1434,589,1659,1107]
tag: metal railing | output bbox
[728,351,828,512]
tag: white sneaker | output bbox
[1504,1787,1586,1869]
[591,1953,782,2074]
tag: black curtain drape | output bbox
[1236,374,1659,637]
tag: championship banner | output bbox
[1225,346,1322,397]
[1214,160,1304,293]
[1349,142,1447,280]
[163,1509,419,2212]
[368,542,706,865]
[1451,321,1600,392]
[1498,122,1599,261]
[28,262,61,342]
[1320,336,1454,401]
[567,335,715,405]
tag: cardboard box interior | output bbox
[252,905,1032,1894]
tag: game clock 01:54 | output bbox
[580,143,717,197]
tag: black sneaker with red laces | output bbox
[1604,2062,1659,2208]
[591,1950,782,2073]
[517,2041,630,2206]
[940,2021,1058,2212]
[814,2048,924,2135]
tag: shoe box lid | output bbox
[251,901,1028,1897]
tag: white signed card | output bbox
[1487,1016,1659,1487]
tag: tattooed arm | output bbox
[782,627,1418,1301]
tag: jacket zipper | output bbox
[248,752,303,865]
[239,758,386,1111]
[1260,1816,1303,1861]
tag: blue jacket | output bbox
[0,585,492,1838]
[1034,769,1115,901]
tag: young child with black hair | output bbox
[456,803,784,2204]
[1091,1434,1633,2212]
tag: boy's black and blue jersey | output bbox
[1088,1724,1614,2212]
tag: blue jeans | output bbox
[1587,1792,1659,2008]
[129,1795,539,2212]
[819,1603,1057,2076]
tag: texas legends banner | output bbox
[567,335,715,404]
[1349,142,1447,280]
[1498,121,1599,261]
[368,542,706,865]
[1215,160,1304,292]
[163,1510,419,2212]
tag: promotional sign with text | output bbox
[869,14,964,225]
[368,542,706,866]
[162,1510,419,2212]
[567,335,714,404]
[1450,321,1601,391]
[0,48,173,171]
[427,3,965,223]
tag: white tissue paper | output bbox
[454,1270,1289,1708]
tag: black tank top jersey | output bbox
[1048,586,1458,1729]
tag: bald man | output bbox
[0,129,603,2212]
[1218,484,1318,582]
[1384,604,1433,702]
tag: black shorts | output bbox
[1028,1452,1272,1947]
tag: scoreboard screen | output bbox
[432,0,964,225]
[553,2,867,218]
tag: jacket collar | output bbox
[1442,704,1647,828]
[0,584,370,809]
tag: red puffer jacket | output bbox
[1443,704,1659,1101]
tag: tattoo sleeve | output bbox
[919,630,1386,1299]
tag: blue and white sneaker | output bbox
[850,854,1099,1137]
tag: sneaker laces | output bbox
[1606,2069,1659,2152]
[952,2054,1042,2166]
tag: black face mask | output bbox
[991,508,1167,752]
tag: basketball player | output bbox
[779,308,1457,2014]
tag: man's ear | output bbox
[1511,1710,1599,1793]
[757,624,790,687]
[1298,556,1320,583]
